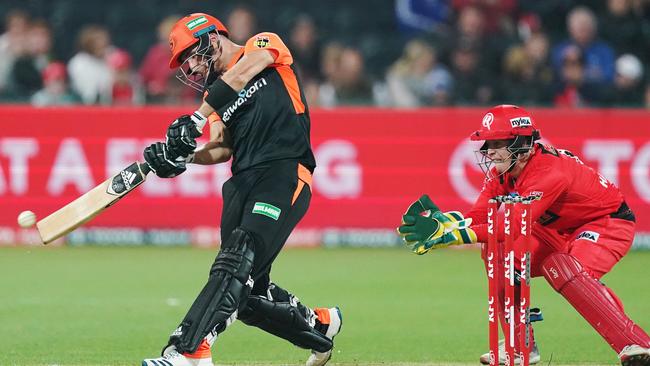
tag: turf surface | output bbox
[1,246,648,365]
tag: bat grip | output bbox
[139,162,151,175]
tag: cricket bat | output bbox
[36,162,151,244]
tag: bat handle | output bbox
[139,162,151,175]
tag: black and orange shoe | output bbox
[307,307,342,366]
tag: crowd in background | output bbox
[1,0,649,108]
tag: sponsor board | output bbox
[0,107,649,248]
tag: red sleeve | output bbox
[465,176,505,243]
[468,166,569,243]
[244,32,293,66]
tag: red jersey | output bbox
[466,143,625,243]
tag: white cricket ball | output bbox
[17,210,37,228]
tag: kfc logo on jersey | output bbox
[482,113,494,130]
[510,116,532,128]
[576,230,600,243]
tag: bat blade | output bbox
[36,162,150,244]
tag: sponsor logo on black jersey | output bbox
[222,78,268,123]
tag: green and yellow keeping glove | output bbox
[397,195,477,255]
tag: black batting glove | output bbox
[143,142,187,178]
[166,113,205,158]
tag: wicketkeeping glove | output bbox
[165,112,206,158]
[143,142,187,178]
[397,194,477,255]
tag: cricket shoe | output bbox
[142,342,213,366]
[479,339,541,365]
[306,307,343,366]
[619,345,650,366]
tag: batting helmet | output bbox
[168,13,229,68]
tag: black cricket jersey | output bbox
[212,32,316,174]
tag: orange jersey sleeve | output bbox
[243,32,293,66]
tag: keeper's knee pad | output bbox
[239,283,333,352]
[542,252,650,352]
[168,228,255,354]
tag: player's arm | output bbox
[197,49,275,117]
[192,119,233,165]
[471,168,568,243]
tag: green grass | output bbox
[0,246,648,365]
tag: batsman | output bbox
[397,105,650,366]
[140,13,341,366]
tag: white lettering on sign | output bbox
[583,140,633,186]
[47,138,94,195]
[313,140,361,199]
[631,142,650,204]
[0,138,38,195]
[449,138,483,203]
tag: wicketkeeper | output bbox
[397,104,650,366]
[141,13,342,366]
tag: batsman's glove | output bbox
[143,142,187,178]
[397,194,476,255]
[165,112,206,158]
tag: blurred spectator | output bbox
[289,15,322,84]
[502,32,554,105]
[551,6,615,85]
[139,15,178,104]
[600,0,649,61]
[395,0,452,35]
[452,0,517,35]
[108,49,144,106]
[552,45,609,107]
[8,19,54,99]
[319,45,377,107]
[386,39,452,107]
[446,6,503,75]
[450,41,496,105]
[0,10,29,93]
[226,6,257,44]
[31,62,80,106]
[608,53,645,107]
[67,25,113,104]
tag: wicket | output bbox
[487,195,532,366]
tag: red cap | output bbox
[42,62,67,82]
[470,104,540,141]
[107,49,132,70]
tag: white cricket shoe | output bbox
[619,345,650,366]
[306,307,342,366]
[142,346,214,366]
[479,339,541,365]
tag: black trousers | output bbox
[220,159,311,295]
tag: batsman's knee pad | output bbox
[541,252,650,351]
[168,228,255,354]
[238,283,333,353]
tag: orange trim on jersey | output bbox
[291,164,312,206]
[314,307,331,325]
[276,66,305,114]
[244,32,293,65]
[183,339,212,359]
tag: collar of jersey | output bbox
[226,47,245,71]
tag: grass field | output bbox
[1,246,648,366]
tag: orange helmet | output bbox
[168,13,228,68]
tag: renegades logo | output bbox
[255,35,270,48]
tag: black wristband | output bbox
[204,78,239,111]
